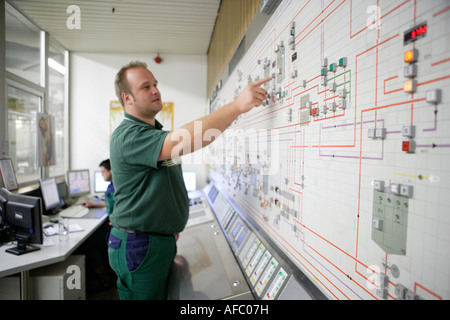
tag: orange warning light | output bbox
[404,49,418,63]
[403,80,416,93]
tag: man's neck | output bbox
[125,109,156,127]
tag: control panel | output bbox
[205,0,450,300]
[172,190,253,300]
[184,190,215,228]
[204,183,326,300]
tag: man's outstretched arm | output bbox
[158,76,273,161]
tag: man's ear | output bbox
[122,92,133,106]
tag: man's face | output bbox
[100,166,112,182]
[123,68,162,118]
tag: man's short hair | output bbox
[99,159,111,171]
[115,61,148,107]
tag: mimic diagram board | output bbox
[206,0,450,300]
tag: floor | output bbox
[85,266,119,300]
[87,283,120,300]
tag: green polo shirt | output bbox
[109,113,189,234]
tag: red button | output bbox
[402,141,410,152]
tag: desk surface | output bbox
[0,209,108,278]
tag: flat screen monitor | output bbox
[39,177,61,212]
[0,188,11,226]
[183,171,197,192]
[94,170,111,193]
[67,169,90,198]
[5,193,43,255]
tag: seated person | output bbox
[76,159,115,293]
[81,159,115,216]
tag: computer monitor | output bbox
[4,193,43,255]
[39,177,61,214]
[0,188,11,227]
[67,169,90,198]
[183,171,197,192]
[94,170,111,193]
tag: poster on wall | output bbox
[0,158,19,191]
[110,101,124,139]
[37,113,56,167]
[157,102,174,131]
[109,100,174,138]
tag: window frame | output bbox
[2,1,69,187]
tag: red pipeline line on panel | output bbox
[296,0,346,46]
[415,283,443,300]
[431,58,450,66]
[433,5,450,17]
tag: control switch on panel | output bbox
[395,284,407,300]
[328,102,336,112]
[390,183,400,195]
[338,88,347,99]
[372,218,383,231]
[376,274,389,299]
[426,89,441,104]
[375,128,386,139]
[291,69,298,79]
[402,125,415,138]
[337,99,346,109]
[329,63,337,72]
[285,108,292,122]
[405,290,420,300]
[328,82,336,92]
[373,180,385,192]
[399,185,413,198]
[404,64,417,78]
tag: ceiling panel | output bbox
[8,0,221,54]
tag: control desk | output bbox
[170,189,253,300]
[173,185,326,300]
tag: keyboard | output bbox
[59,205,89,218]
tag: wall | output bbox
[70,53,209,192]
[208,0,450,300]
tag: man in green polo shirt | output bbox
[108,60,271,300]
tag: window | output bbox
[5,3,42,86]
[3,3,69,186]
[7,84,42,183]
